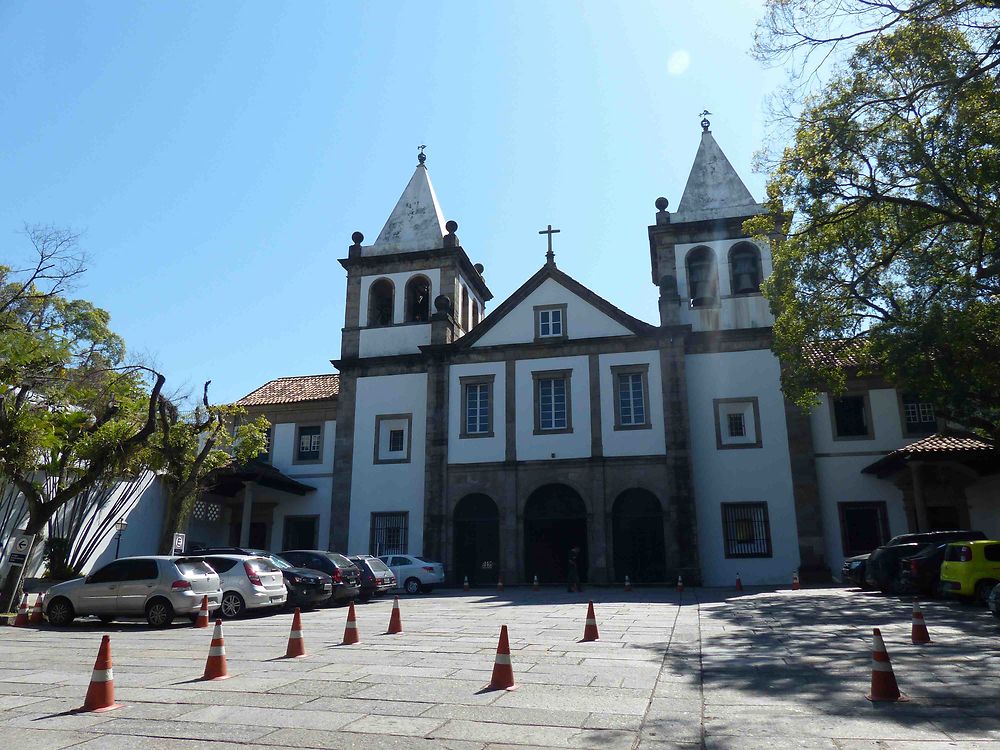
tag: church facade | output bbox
[227,126,998,587]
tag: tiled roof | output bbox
[862,431,996,476]
[236,374,340,406]
[893,432,994,454]
[800,339,866,368]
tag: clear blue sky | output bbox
[1,1,783,405]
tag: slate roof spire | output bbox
[674,123,764,223]
[365,146,447,255]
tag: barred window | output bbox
[369,512,408,556]
[721,502,772,558]
[388,429,404,452]
[727,412,746,438]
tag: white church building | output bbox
[201,124,1000,587]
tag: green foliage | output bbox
[748,12,1000,438]
[43,537,75,580]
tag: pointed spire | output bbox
[367,148,446,255]
[675,125,763,222]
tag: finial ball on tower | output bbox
[434,294,452,313]
[655,197,669,212]
[445,220,458,234]
[351,231,364,245]
[474,262,485,274]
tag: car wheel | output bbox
[145,598,174,628]
[220,591,245,618]
[975,580,998,606]
[46,597,74,626]
[98,615,115,624]
[404,577,421,595]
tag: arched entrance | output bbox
[612,489,666,583]
[453,494,499,586]
[524,484,587,584]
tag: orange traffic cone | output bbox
[911,600,931,645]
[581,601,600,642]
[28,594,44,625]
[202,619,230,681]
[792,571,800,590]
[194,595,209,628]
[532,575,540,592]
[735,573,744,593]
[624,575,632,592]
[11,594,29,627]
[76,635,122,712]
[487,625,517,691]
[866,628,906,702]
[284,607,307,658]
[342,602,360,645]
[386,597,403,635]
[497,577,504,593]
[463,576,470,592]
[676,575,684,594]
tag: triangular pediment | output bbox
[458,264,655,349]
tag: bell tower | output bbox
[648,117,776,332]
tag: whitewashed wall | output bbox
[672,238,774,332]
[360,324,431,357]
[515,355,591,462]
[473,278,632,347]
[448,361,506,464]
[349,373,428,556]
[964,475,1000,539]
[685,349,799,585]
[83,474,165,573]
[268,419,337,551]
[598,350,665,457]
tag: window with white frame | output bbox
[901,393,936,436]
[461,375,494,438]
[612,364,651,430]
[713,398,762,449]
[534,370,571,433]
[295,425,322,462]
[534,304,567,340]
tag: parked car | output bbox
[349,555,396,601]
[193,547,333,608]
[279,550,361,604]
[898,543,949,597]
[45,556,222,627]
[378,554,445,594]
[988,582,1000,618]
[939,540,1000,604]
[864,530,987,594]
[186,554,287,618]
[841,554,869,588]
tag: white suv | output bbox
[45,556,222,627]
[379,554,445,594]
[189,554,287,618]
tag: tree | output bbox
[148,382,268,554]
[748,4,1000,439]
[0,226,166,535]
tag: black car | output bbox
[864,530,986,594]
[194,547,334,608]
[349,555,397,601]
[841,554,869,588]
[279,550,361,605]
[898,543,949,597]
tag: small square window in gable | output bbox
[534,304,568,341]
[714,398,762,449]
[375,414,412,464]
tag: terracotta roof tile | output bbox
[896,432,993,454]
[236,374,340,406]
[800,339,865,368]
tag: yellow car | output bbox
[939,540,1000,604]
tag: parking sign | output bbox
[171,533,186,555]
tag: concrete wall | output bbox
[685,349,799,584]
[473,278,632,347]
[349,373,428,556]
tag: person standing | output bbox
[567,546,581,593]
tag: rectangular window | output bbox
[282,515,319,550]
[727,412,745,438]
[837,502,889,556]
[721,502,772,558]
[832,394,871,439]
[460,374,496,439]
[901,394,936,436]
[389,429,404,452]
[714,397,762,449]
[369,512,408,556]
[538,378,567,430]
[612,364,651,430]
[534,304,568,341]
[295,425,322,462]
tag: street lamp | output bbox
[114,519,128,559]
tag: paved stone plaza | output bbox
[1,587,998,749]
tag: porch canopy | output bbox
[862,432,999,479]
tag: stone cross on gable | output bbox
[539,224,560,266]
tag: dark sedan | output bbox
[349,555,396,601]
[193,547,333,608]
[898,543,949,597]
[841,554,869,588]
[280,550,361,605]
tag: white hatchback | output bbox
[378,554,445,594]
[191,554,287,618]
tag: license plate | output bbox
[271,596,283,603]
[323,584,332,592]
